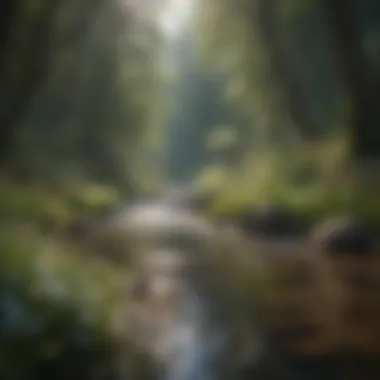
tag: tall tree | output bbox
[0,0,107,169]
[321,0,380,159]
[254,0,319,140]
[4,0,165,192]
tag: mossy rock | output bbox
[310,216,377,256]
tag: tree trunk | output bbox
[254,0,319,141]
[0,0,104,171]
[322,0,380,159]
[0,0,19,70]
[0,0,62,168]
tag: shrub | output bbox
[0,228,153,380]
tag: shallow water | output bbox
[162,284,230,380]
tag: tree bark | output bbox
[321,0,380,159]
[0,0,18,72]
[0,0,104,170]
[0,0,63,168]
[254,0,319,141]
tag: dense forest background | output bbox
[1,0,380,378]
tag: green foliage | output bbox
[193,0,347,148]
[200,137,380,223]
[0,0,168,371]
[194,0,286,138]
[0,227,153,380]
[163,28,243,182]
[206,126,238,153]
[191,0,380,219]
[0,183,120,232]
